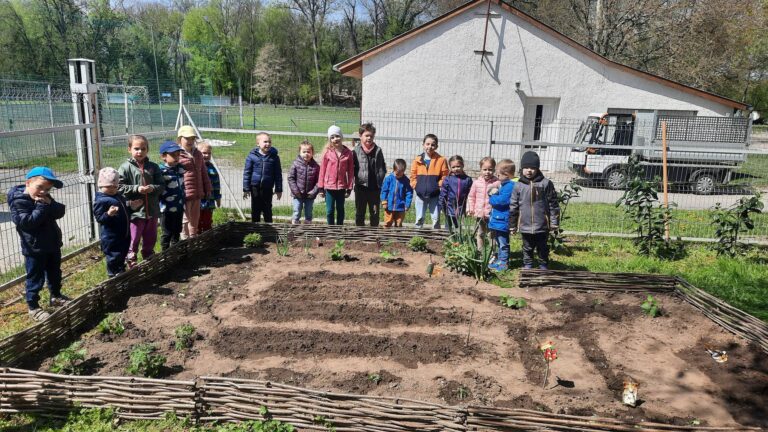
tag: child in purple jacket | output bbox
[288,141,320,224]
[439,155,473,233]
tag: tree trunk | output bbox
[311,26,324,106]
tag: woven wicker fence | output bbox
[0,222,766,431]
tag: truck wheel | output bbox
[693,172,716,195]
[605,168,626,190]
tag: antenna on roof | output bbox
[474,0,500,64]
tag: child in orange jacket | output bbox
[410,134,448,229]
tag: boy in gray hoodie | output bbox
[509,151,560,270]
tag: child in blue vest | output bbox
[439,155,473,233]
[158,141,186,251]
[488,159,517,272]
[93,167,133,277]
[8,166,69,321]
[380,159,413,227]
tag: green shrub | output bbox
[330,240,345,261]
[174,324,196,351]
[96,313,125,336]
[127,343,166,377]
[499,294,527,309]
[711,193,764,257]
[243,232,264,248]
[50,342,87,375]
[408,236,428,252]
[444,218,494,280]
[641,295,662,318]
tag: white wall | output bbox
[361,2,733,122]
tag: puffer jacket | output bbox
[439,173,473,217]
[353,143,387,189]
[243,146,283,193]
[509,172,560,234]
[410,153,448,199]
[93,191,131,248]
[318,145,354,191]
[488,179,515,231]
[288,156,320,199]
[8,184,65,256]
[118,157,165,219]
[180,146,213,200]
[467,175,501,219]
[201,161,221,210]
[380,173,413,212]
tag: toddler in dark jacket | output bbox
[8,166,69,321]
[243,132,282,222]
[93,167,133,277]
[288,140,320,224]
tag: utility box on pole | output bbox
[68,58,101,240]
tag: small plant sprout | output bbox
[243,232,264,248]
[50,342,87,375]
[127,343,166,378]
[455,385,470,400]
[313,415,336,431]
[367,373,382,384]
[641,295,662,318]
[96,313,125,336]
[379,249,396,261]
[277,227,293,256]
[539,340,558,389]
[329,240,345,261]
[408,236,428,252]
[499,294,527,309]
[174,323,196,351]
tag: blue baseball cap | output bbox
[26,166,63,188]
[159,140,182,155]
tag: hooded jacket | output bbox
[243,146,283,193]
[410,153,448,199]
[118,158,165,219]
[93,191,131,249]
[467,175,501,219]
[509,172,560,234]
[439,173,473,217]
[180,146,213,200]
[353,143,387,189]
[380,173,413,212]
[488,179,516,232]
[318,145,355,191]
[8,184,65,256]
[288,155,320,199]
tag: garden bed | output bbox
[25,238,768,429]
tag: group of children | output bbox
[9,126,221,321]
[10,122,558,321]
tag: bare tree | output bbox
[341,0,359,52]
[290,0,335,105]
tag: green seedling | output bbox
[174,323,196,351]
[408,236,428,252]
[499,294,527,309]
[313,415,336,431]
[277,227,292,256]
[127,343,166,378]
[379,250,396,261]
[641,295,662,318]
[243,232,264,248]
[455,385,470,400]
[50,342,87,375]
[329,240,345,261]
[96,313,125,336]
[367,373,382,384]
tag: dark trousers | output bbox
[161,211,184,251]
[101,235,129,277]
[250,186,273,222]
[354,185,380,227]
[521,232,549,268]
[24,251,62,309]
[325,189,346,225]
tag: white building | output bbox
[334,0,748,170]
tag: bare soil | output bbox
[35,241,767,428]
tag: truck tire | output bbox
[692,171,717,195]
[605,167,627,190]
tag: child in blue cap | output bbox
[8,166,69,321]
[158,140,186,250]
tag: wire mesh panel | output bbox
[656,116,749,143]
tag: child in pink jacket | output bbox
[318,125,354,225]
[466,157,500,249]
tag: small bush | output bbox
[127,343,166,377]
[641,295,662,318]
[379,250,396,261]
[408,236,428,252]
[329,240,345,261]
[50,342,87,375]
[96,313,125,336]
[243,232,264,248]
[174,323,196,351]
[711,193,764,257]
[499,294,527,309]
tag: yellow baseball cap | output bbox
[177,125,197,138]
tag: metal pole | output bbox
[662,121,670,241]
[150,24,165,128]
[123,84,129,135]
[488,120,494,158]
[47,84,58,156]
[239,92,244,128]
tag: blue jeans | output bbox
[24,251,62,310]
[491,229,510,266]
[414,195,440,229]
[325,190,346,225]
[292,197,315,223]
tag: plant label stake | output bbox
[539,340,558,388]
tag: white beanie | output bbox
[327,125,343,139]
[98,167,119,187]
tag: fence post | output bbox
[488,120,494,158]
[68,58,101,241]
[123,84,129,135]
[47,83,58,156]
[239,94,244,128]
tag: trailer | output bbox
[566,112,751,194]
